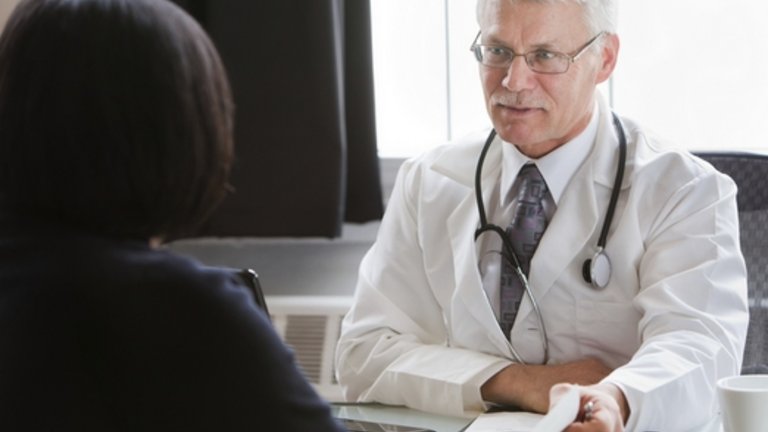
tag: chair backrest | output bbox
[695,151,768,374]
[207,266,269,317]
[233,268,270,317]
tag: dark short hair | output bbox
[0,0,234,240]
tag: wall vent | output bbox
[266,295,352,402]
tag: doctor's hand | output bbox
[549,382,628,432]
[481,357,612,414]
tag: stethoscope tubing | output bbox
[473,112,627,365]
[474,128,550,364]
[598,113,627,249]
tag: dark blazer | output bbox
[0,222,345,431]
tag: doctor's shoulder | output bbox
[394,129,491,194]
[625,124,737,210]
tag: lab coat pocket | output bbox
[574,299,641,366]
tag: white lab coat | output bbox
[335,96,749,431]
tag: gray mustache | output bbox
[491,93,540,108]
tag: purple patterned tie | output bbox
[499,164,551,337]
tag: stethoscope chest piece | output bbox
[582,249,611,290]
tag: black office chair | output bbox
[233,268,269,317]
[695,151,768,374]
[206,266,269,317]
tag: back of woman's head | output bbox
[0,0,234,240]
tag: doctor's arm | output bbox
[480,357,615,414]
[588,167,747,431]
[496,161,746,430]
[337,154,621,416]
[335,157,511,416]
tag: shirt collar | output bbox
[501,104,599,207]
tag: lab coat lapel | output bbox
[516,100,622,321]
[436,132,513,354]
[447,197,509,351]
[523,164,600,309]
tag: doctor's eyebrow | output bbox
[478,35,571,52]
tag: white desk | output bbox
[332,403,724,432]
[332,403,474,432]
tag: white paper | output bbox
[531,387,580,432]
[464,388,581,432]
[463,411,544,432]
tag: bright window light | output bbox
[371,1,768,158]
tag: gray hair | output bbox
[476,0,618,35]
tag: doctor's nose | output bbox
[502,56,537,92]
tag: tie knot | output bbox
[516,164,549,203]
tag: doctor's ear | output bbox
[595,33,620,84]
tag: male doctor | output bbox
[335,0,749,430]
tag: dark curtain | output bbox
[174,0,383,238]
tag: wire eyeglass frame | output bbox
[469,31,606,74]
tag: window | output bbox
[371,1,768,158]
[370,0,486,158]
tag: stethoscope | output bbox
[473,112,627,364]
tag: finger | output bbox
[549,383,576,406]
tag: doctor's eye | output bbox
[485,46,509,59]
[487,46,505,55]
[531,49,559,62]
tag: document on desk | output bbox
[464,387,580,432]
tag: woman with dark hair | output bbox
[0,0,345,430]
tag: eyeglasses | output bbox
[469,31,606,74]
